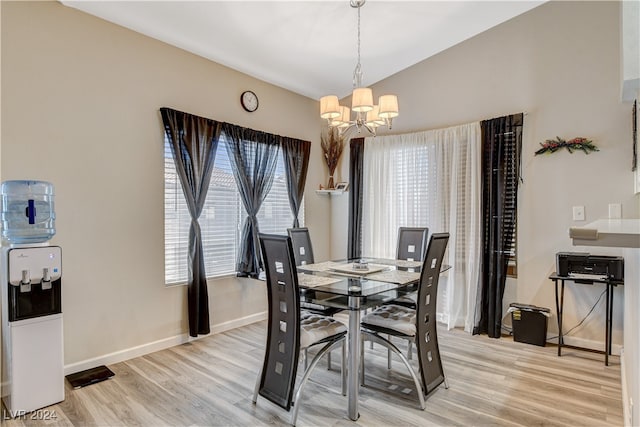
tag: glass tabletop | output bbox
[297,258,422,311]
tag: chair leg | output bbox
[360,333,366,386]
[291,338,346,426]
[365,309,374,350]
[362,331,426,410]
[328,350,332,370]
[252,367,262,404]
[341,340,347,396]
[304,348,308,370]
[442,361,450,389]
[387,335,392,369]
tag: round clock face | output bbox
[241,90,259,112]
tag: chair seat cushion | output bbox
[391,291,417,308]
[361,304,416,337]
[300,311,347,349]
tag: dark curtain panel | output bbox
[281,137,311,227]
[160,107,222,337]
[348,137,365,259]
[223,123,280,277]
[476,113,523,338]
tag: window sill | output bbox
[164,272,241,287]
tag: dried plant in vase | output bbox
[321,127,345,189]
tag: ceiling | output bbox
[61,0,545,100]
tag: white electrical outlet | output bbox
[608,203,622,219]
[572,206,585,221]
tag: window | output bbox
[164,136,303,285]
[360,123,482,331]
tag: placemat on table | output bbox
[367,269,421,285]
[329,263,389,275]
[297,273,343,288]
[371,258,423,269]
[297,261,341,272]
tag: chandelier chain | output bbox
[353,2,363,89]
[357,3,361,69]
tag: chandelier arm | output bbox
[363,124,376,136]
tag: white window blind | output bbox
[361,136,436,259]
[164,136,304,285]
[501,133,518,277]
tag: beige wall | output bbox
[0,1,330,368]
[1,0,638,410]
[333,3,638,420]
[335,0,636,346]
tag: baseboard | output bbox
[545,333,623,356]
[64,311,267,376]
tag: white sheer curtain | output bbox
[362,122,482,332]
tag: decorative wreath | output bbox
[534,136,599,155]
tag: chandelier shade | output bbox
[319,0,398,136]
[320,95,341,119]
[378,94,399,119]
[351,87,374,112]
[366,105,385,127]
[333,106,351,128]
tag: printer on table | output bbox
[556,252,624,283]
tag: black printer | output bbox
[556,252,624,282]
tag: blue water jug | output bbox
[0,180,56,243]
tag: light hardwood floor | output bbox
[2,318,622,426]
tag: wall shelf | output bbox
[315,189,344,196]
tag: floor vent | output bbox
[66,365,115,389]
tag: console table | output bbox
[549,273,624,366]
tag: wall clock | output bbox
[240,90,259,112]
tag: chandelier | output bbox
[320,0,398,136]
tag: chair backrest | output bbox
[257,233,301,410]
[415,232,449,395]
[396,227,429,261]
[287,227,315,266]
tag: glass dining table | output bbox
[296,258,426,421]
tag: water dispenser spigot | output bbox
[20,269,31,293]
[42,267,52,290]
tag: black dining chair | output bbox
[287,227,315,266]
[375,227,429,364]
[360,233,450,410]
[287,227,343,370]
[287,227,342,314]
[253,233,347,426]
[391,226,429,309]
[396,226,429,262]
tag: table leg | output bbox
[554,279,559,355]
[347,302,360,421]
[557,280,565,356]
[610,285,614,356]
[605,283,614,366]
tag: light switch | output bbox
[572,206,585,221]
[608,203,622,219]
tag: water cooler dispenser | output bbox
[0,180,64,413]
